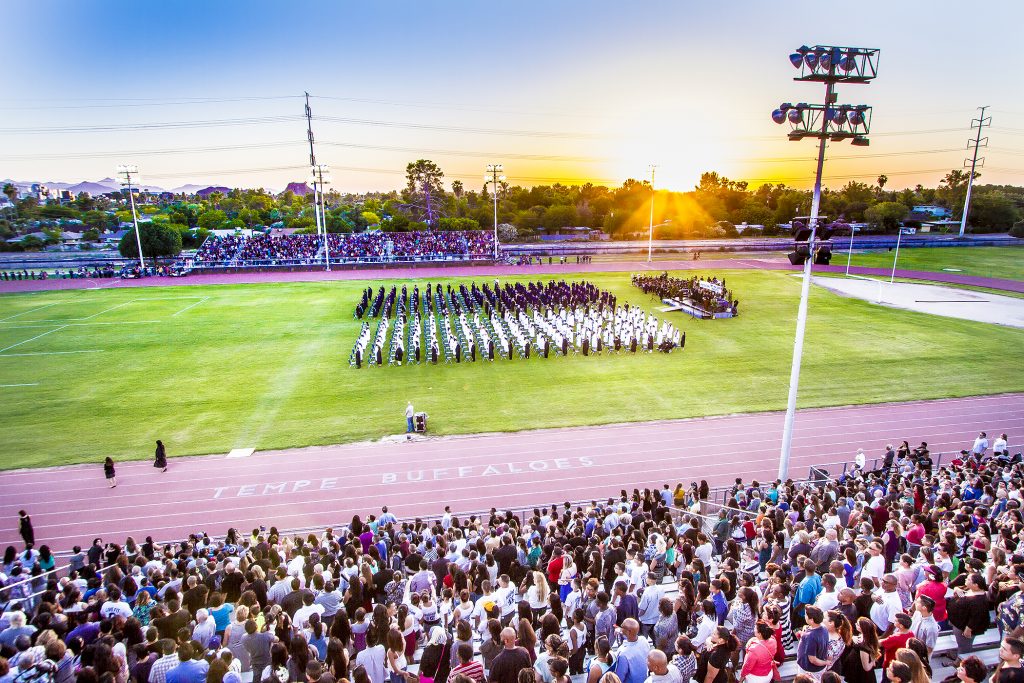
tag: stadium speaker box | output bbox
[814,245,833,265]
[788,251,805,266]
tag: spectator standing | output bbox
[489,628,532,683]
[104,456,117,488]
[154,440,168,472]
[796,606,829,678]
[612,619,651,683]
[406,402,415,435]
[17,510,33,547]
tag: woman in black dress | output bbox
[103,456,117,488]
[154,440,167,472]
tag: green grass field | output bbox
[843,246,1024,281]
[1,267,1023,470]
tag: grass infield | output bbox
[840,245,1024,281]
[1,267,1022,470]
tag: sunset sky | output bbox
[2,0,1022,194]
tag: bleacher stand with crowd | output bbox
[192,232,496,267]
[1,433,1023,683]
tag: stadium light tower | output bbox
[485,164,505,260]
[771,44,879,480]
[116,165,146,270]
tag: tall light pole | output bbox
[771,44,879,480]
[647,165,657,263]
[959,106,990,237]
[313,164,332,270]
[485,164,505,260]
[116,165,146,271]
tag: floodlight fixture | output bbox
[773,43,879,482]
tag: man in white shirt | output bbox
[99,587,132,620]
[692,600,717,652]
[861,541,886,587]
[814,574,840,612]
[355,638,386,683]
[644,649,682,683]
[292,593,324,629]
[869,574,903,635]
[192,609,216,648]
[972,432,989,457]
[494,575,519,625]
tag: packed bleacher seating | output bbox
[1,433,1022,683]
[191,231,496,268]
[194,236,247,264]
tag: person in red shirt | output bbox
[880,613,914,671]
[547,548,565,590]
[905,515,927,555]
[916,565,949,628]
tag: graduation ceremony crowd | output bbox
[2,432,1023,683]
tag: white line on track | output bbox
[0,383,38,388]
[0,325,68,353]
[0,400,1019,485]
[170,297,209,317]
[0,350,103,357]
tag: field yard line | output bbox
[0,350,103,357]
[170,297,210,317]
[0,383,39,388]
[0,325,68,354]
[0,320,162,329]
[0,302,62,322]
[134,296,208,301]
[77,300,136,320]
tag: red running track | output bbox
[1,259,1022,294]
[1,393,1021,552]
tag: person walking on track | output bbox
[154,440,168,472]
[18,510,33,547]
[104,456,117,488]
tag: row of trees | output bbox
[3,164,1021,253]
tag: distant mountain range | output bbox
[0,178,267,196]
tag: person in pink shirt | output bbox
[740,621,779,683]
[916,565,948,628]
[905,515,926,556]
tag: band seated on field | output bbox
[632,273,739,318]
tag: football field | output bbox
[1,267,1023,470]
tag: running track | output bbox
[1,259,1023,294]
[2,393,1021,552]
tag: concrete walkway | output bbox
[812,276,1024,328]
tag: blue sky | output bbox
[2,0,1022,192]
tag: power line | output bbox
[0,95,302,111]
[0,141,302,161]
[0,115,305,134]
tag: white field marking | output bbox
[0,302,62,322]
[133,296,207,301]
[226,448,255,459]
[0,350,103,357]
[0,325,68,354]
[77,300,136,320]
[3,426,1020,502]
[0,383,39,388]
[0,320,163,329]
[1,400,1020,485]
[170,297,210,317]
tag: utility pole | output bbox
[305,92,323,236]
[117,165,145,271]
[485,164,505,260]
[647,165,657,263]
[959,106,990,237]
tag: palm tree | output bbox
[2,183,16,203]
[876,174,888,192]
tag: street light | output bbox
[647,165,657,263]
[116,165,146,271]
[311,164,332,270]
[485,164,505,261]
[772,44,879,480]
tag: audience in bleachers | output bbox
[0,436,1021,683]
